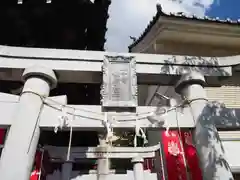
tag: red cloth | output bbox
[180,131,203,180]
[30,170,41,180]
[30,150,43,180]
[162,130,187,180]
[161,130,203,180]
[0,128,6,144]
[35,151,43,170]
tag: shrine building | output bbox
[0,1,240,180]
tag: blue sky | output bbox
[105,0,240,52]
[207,0,240,20]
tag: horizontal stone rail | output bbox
[0,45,236,84]
[44,144,160,160]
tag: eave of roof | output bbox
[129,4,240,52]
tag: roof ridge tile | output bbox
[129,4,240,52]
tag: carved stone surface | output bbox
[101,55,137,108]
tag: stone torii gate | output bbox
[0,47,237,180]
[0,65,234,180]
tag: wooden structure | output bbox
[0,0,110,50]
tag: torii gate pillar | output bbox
[175,72,234,180]
[132,157,144,180]
[0,66,57,180]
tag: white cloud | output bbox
[105,0,217,52]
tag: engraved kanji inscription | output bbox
[101,55,137,108]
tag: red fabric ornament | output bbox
[30,150,43,180]
[30,169,41,180]
[180,131,202,180]
[161,130,187,180]
[161,130,203,180]
[35,151,43,170]
[0,128,6,145]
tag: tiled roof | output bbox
[128,4,240,51]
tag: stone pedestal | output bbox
[97,156,110,180]
[132,157,144,180]
[97,134,110,180]
[175,71,234,180]
[0,66,57,180]
[61,162,73,180]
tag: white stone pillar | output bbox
[97,155,110,180]
[132,157,144,180]
[0,66,57,180]
[97,134,110,180]
[175,72,234,180]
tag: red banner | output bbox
[162,130,187,180]
[0,128,6,145]
[161,130,202,180]
[180,131,202,180]
[30,150,43,180]
[30,150,51,180]
[0,129,6,157]
[30,169,41,180]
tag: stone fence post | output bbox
[0,66,57,180]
